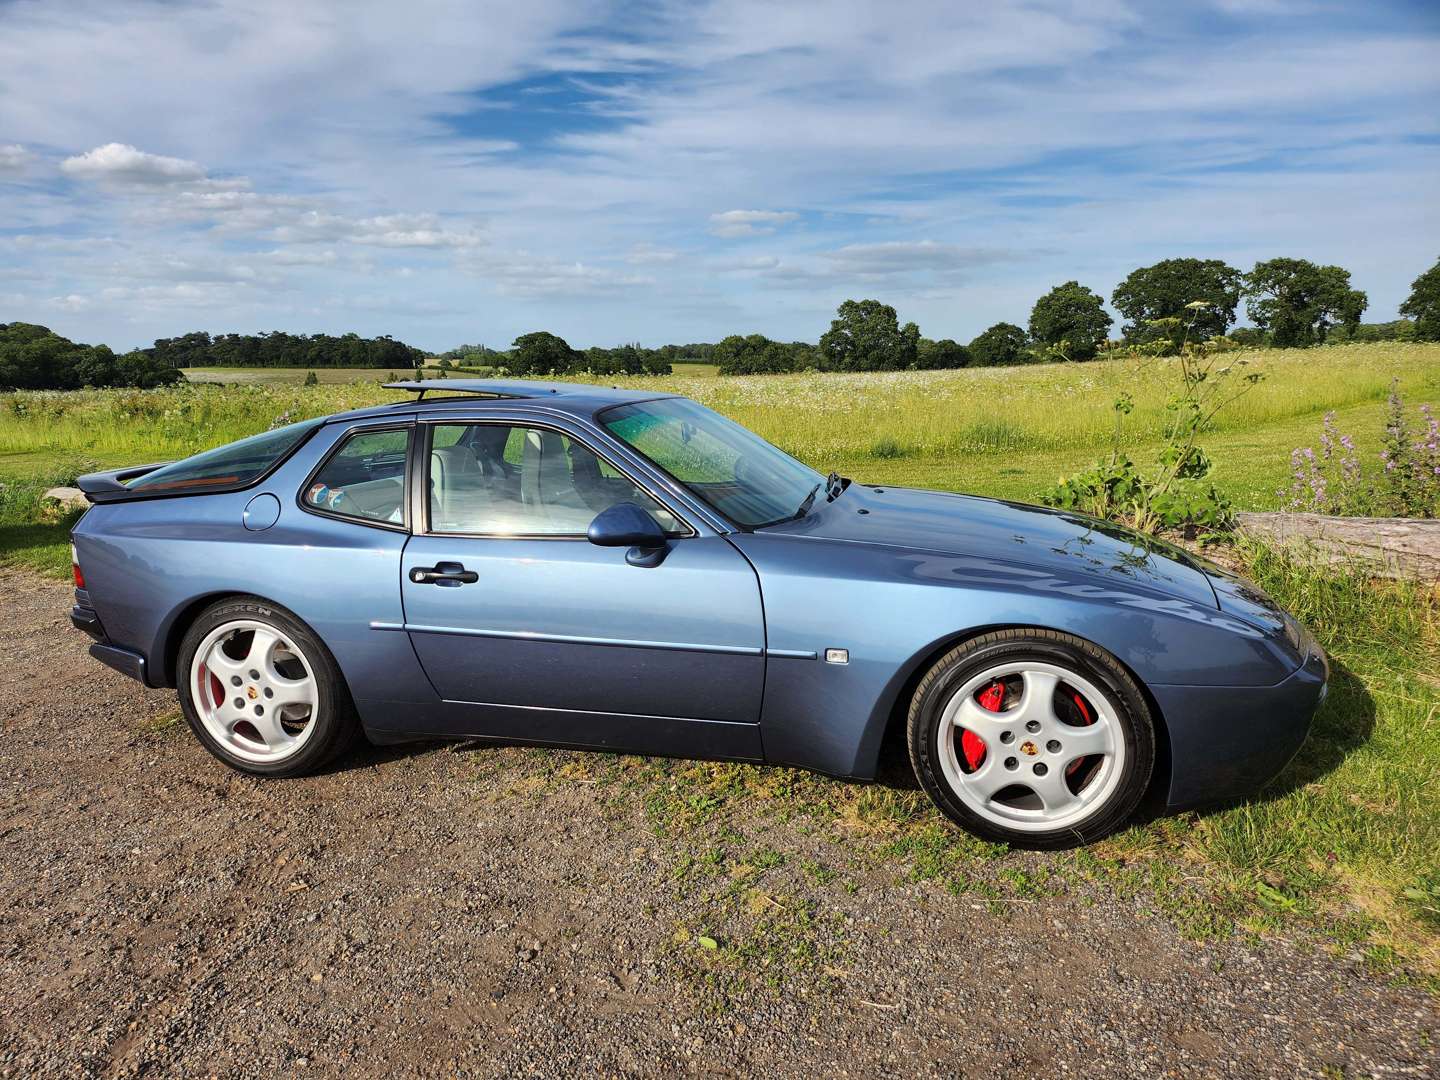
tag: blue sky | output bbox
[1,0,1437,352]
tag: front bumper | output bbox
[1152,643,1329,810]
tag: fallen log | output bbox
[1234,511,1440,581]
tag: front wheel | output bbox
[907,630,1155,848]
[178,597,359,777]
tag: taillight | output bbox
[71,543,85,589]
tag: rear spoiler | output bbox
[75,463,173,504]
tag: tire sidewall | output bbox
[178,597,349,777]
[909,634,1154,848]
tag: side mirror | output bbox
[587,503,670,567]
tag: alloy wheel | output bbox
[189,619,319,764]
[935,661,1126,833]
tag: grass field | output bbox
[2,341,1438,979]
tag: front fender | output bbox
[728,534,1306,779]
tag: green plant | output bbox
[1044,304,1261,532]
[1285,385,1440,518]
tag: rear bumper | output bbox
[70,604,105,640]
[88,642,150,685]
[1153,644,1329,810]
[71,587,152,686]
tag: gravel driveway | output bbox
[1,570,1435,1078]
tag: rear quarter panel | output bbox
[71,416,437,712]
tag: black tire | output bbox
[177,596,360,778]
[907,629,1155,849]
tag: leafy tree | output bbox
[0,323,180,390]
[967,322,1029,367]
[1111,258,1243,348]
[1029,281,1113,361]
[1228,327,1269,348]
[712,334,813,375]
[150,330,425,369]
[818,300,919,371]
[1243,258,1368,348]
[916,338,971,369]
[1399,256,1440,342]
[508,331,581,376]
[579,343,672,376]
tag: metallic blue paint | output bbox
[70,380,1325,811]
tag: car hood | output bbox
[763,484,1221,608]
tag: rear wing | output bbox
[74,463,173,504]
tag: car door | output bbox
[399,416,766,760]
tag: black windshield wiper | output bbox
[825,471,848,501]
[794,482,821,519]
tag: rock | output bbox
[1235,511,1440,581]
[39,486,88,522]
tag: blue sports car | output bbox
[70,379,1327,847]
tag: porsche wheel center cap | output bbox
[1019,740,1039,757]
[246,686,259,700]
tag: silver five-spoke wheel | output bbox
[935,661,1126,834]
[189,619,319,764]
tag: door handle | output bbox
[410,562,479,585]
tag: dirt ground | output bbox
[1,569,1436,1079]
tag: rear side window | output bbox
[303,428,410,526]
[129,418,324,494]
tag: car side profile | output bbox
[69,379,1328,847]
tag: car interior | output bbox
[303,423,683,536]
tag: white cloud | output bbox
[625,243,680,265]
[465,250,654,297]
[0,144,33,173]
[60,142,209,185]
[262,248,339,267]
[709,209,800,238]
[823,241,1011,279]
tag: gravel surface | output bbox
[1,569,1436,1078]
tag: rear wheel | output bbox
[907,630,1154,848]
[178,597,358,777]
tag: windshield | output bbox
[600,397,824,528]
[128,417,324,493]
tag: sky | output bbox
[1,0,1437,353]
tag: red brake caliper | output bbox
[964,681,1006,770]
[1066,691,1092,775]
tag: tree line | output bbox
[0,323,182,391]
[147,330,426,369]
[710,255,1439,374]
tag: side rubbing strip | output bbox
[374,621,763,656]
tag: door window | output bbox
[427,423,683,537]
[303,427,409,525]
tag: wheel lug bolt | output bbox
[1047,739,1061,753]
[230,676,242,687]
[1025,720,1041,733]
[1033,763,1048,776]
[263,687,273,699]
[999,731,1014,744]
[1004,756,1018,770]
[249,669,260,679]
[254,705,264,716]
[232,697,244,709]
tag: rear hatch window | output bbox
[128,418,324,494]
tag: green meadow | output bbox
[2,340,1437,979]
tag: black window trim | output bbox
[596,400,797,534]
[415,417,699,541]
[95,418,326,504]
[297,420,415,534]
